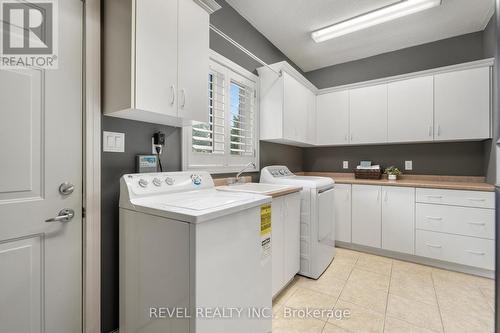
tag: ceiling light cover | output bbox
[311,0,442,43]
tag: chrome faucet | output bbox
[234,162,256,184]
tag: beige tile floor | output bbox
[272,248,495,333]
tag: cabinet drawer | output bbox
[416,188,494,209]
[416,230,494,270]
[416,203,494,239]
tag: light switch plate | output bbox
[343,161,349,169]
[405,160,413,171]
[103,131,125,152]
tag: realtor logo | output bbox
[0,0,58,68]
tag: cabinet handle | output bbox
[467,198,486,202]
[437,125,441,136]
[428,125,432,137]
[384,191,388,202]
[426,216,443,221]
[426,195,443,199]
[466,250,485,255]
[468,221,486,226]
[350,133,353,141]
[180,89,186,108]
[426,243,442,248]
[345,134,348,142]
[170,85,176,105]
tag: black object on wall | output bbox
[100,116,181,333]
[303,142,487,176]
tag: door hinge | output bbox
[82,207,86,218]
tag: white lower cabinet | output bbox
[416,230,494,270]
[381,186,415,254]
[346,184,494,271]
[334,184,351,242]
[352,185,382,248]
[272,192,301,298]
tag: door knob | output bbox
[45,209,75,223]
[59,182,75,195]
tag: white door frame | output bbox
[84,0,101,332]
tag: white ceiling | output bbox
[225,0,495,72]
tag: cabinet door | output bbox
[178,0,209,123]
[135,0,178,116]
[283,193,301,283]
[316,91,349,145]
[283,73,308,143]
[352,185,382,248]
[381,186,415,254]
[434,67,491,140]
[334,184,352,243]
[306,89,317,145]
[349,84,388,144]
[271,197,284,297]
[388,76,434,142]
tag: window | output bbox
[183,52,259,173]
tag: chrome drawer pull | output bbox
[426,195,443,199]
[426,216,443,221]
[468,222,486,226]
[426,243,442,248]
[467,198,486,202]
[466,250,485,255]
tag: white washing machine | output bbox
[260,166,335,279]
[119,171,272,333]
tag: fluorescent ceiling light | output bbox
[311,0,441,43]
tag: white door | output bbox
[283,73,308,143]
[283,193,300,283]
[388,76,434,142]
[135,0,178,116]
[271,197,284,297]
[434,67,491,141]
[316,91,349,145]
[349,84,388,144]
[352,185,382,248]
[381,186,415,254]
[334,184,352,243]
[178,0,209,123]
[306,88,317,145]
[0,1,82,333]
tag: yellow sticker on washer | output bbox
[261,204,272,260]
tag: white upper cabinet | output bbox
[283,72,309,143]
[316,91,349,145]
[135,0,178,117]
[103,0,219,126]
[349,84,388,144]
[387,76,434,143]
[177,0,210,123]
[434,67,491,141]
[258,62,317,147]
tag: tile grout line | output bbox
[430,270,446,333]
[381,260,393,332]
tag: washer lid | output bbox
[124,189,271,223]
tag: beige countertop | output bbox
[299,172,495,192]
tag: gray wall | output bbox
[100,117,181,333]
[303,142,486,176]
[305,31,485,88]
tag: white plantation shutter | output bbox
[186,54,258,172]
[192,69,225,154]
[229,80,255,156]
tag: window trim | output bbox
[182,50,260,174]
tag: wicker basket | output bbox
[354,169,382,179]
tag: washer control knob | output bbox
[165,177,175,185]
[138,179,149,188]
[152,178,162,187]
[279,169,285,175]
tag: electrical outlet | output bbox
[405,160,413,171]
[343,161,349,169]
[152,138,163,154]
